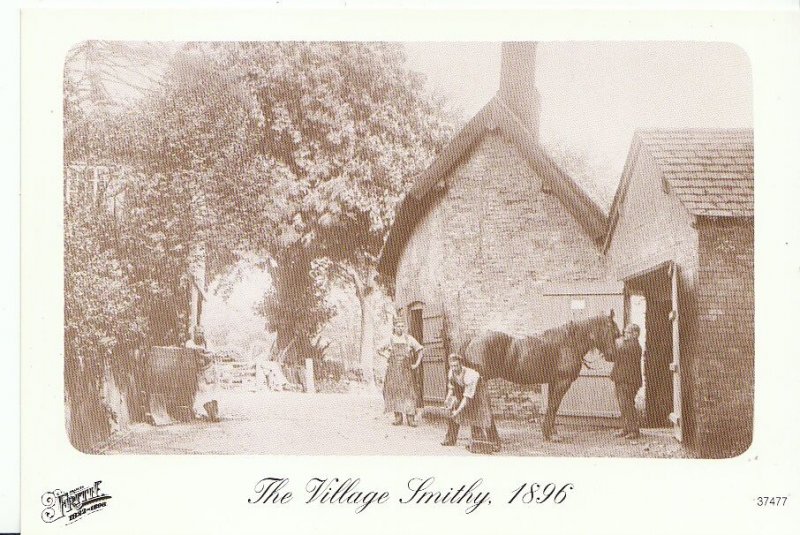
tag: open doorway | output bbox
[407,303,424,343]
[625,264,674,428]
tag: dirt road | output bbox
[99,390,688,458]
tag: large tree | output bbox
[66,41,456,380]
[104,44,262,345]
[207,42,455,377]
[63,42,160,389]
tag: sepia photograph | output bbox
[63,40,753,460]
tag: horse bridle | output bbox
[581,330,610,371]
[577,319,615,371]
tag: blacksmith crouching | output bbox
[441,353,501,453]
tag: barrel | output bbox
[145,346,201,425]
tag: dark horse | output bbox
[463,311,620,441]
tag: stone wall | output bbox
[605,148,754,456]
[605,148,701,442]
[394,132,608,419]
[693,218,755,458]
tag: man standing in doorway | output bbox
[610,323,643,439]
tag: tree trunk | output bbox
[359,291,380,392]
[354,265,380,393]
[188,172,207,340]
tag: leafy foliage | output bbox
[543,140,617,212]
[204,43,455,362]
[64,41,456,370]
[210,42,455,257]
[113,172,196,345]
[64,202,145,390]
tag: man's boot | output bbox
[441,420,458,446]
[392,412,403,425]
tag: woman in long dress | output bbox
[383,317,424,427]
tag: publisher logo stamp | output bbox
[41,480,111,525]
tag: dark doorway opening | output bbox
[408,305,423,343]
[626,265,674,428]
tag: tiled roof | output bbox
[638,129,754,217]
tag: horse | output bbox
[462,311,620,441]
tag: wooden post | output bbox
[305,358,316,394]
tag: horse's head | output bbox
[588,309,621,360]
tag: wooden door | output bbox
[421,303,448,403]
[668,262,684,441]
[542,282,624,418]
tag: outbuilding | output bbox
[604,129,754,457]
[377,43,625,424]
[377,44,754,458]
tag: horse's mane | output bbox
[466,314,610,353]
[536,314,608,343]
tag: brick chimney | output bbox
[499,42,541,139]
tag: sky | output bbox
[203,262,274,354]
[84,40,752,201]
[404,41,752,192]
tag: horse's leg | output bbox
[470,426,483,440]
[542,382,558,440]
[486,417,501,452]
[542,379,573,442]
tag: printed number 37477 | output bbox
[756,497,788,506]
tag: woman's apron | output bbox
[383,342,417,415]
[451,372,493,429]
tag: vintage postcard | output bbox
[20,7,800,535]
